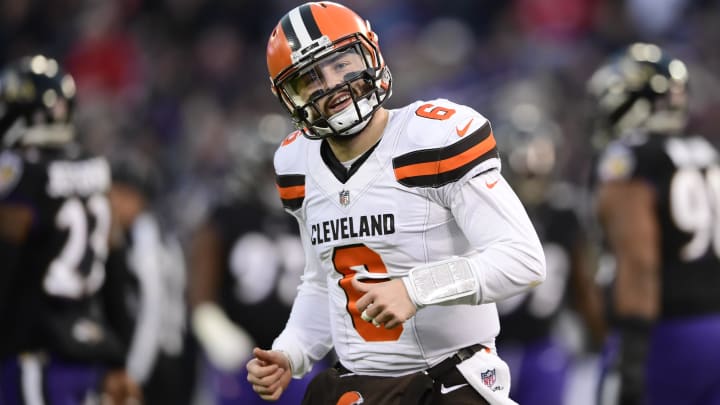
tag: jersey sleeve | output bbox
[451,169,546,303]
[270,131,333,376]
[0,152,23,196]
[274,131,308,214]
[391,100,500,203]
[271,216,333,378]
[594,139,640,184]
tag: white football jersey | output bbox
[272,99,544,377]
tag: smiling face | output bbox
[283,45,372,121]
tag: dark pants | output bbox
[598,314,720,405]
[501,337,571,405]
[302,362,490,405]
[0,354,102,405]
[646,315,720,405]
[204,355,327,405]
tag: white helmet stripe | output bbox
[288,7,314,50]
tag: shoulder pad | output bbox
[401,99,489,147]
[274,130,307,175]
[0,151,24,199]
[665,136,718,168]
[274,130,307,211]
[596,141,636,182]
[392,99,498,188]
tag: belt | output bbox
[425,344,486,380]
[334,344,486,379]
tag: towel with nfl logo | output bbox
[456,348,518,405]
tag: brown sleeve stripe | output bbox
[276,174,305,210]
[392,123,498,188]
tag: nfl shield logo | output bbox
[481,368,496,388]
[339,190,350,206]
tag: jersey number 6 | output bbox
[333,244,403,342]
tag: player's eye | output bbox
[307,89,324,102]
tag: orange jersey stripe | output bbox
[394,131,496,180]
[277,184,305,200]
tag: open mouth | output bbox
[326,91,353,115]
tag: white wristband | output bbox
[402,256,479,307]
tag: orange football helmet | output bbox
[266,2,392,139]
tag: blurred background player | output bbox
[587,42,720,405]
[188,139,326,405]
[0,55,140,404]
[493,81,607,405]
[104,151,196,405]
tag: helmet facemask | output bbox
[273,34,391,140]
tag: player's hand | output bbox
[246,347,292,401]
[352,276,417,329]
[101,369,143,405]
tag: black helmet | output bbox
[586,42,689,149]
[0,55,77,148]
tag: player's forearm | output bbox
[614,257,660,319]
[272,282,333,378]
[400,241,545,308]
[468,242,546,304]
[600,180,660,319]
[445,173,546,305]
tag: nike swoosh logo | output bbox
[440,383,469,394]
[485,179,499,189]
[456,118,474,137]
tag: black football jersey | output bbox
[210,197,304,349]
[496,191,582,343]
[592,132,720,319]
[0,146,123,364]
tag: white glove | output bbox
[191,302,254,372]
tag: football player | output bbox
[246,2,546,404]
[189,167,326,405]
[0,55,139,404]
[588,43,720,404]
[105,153,196,405]
[493,101,606,405]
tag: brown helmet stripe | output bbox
[280,14,299,52]
[300,5,322,40]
